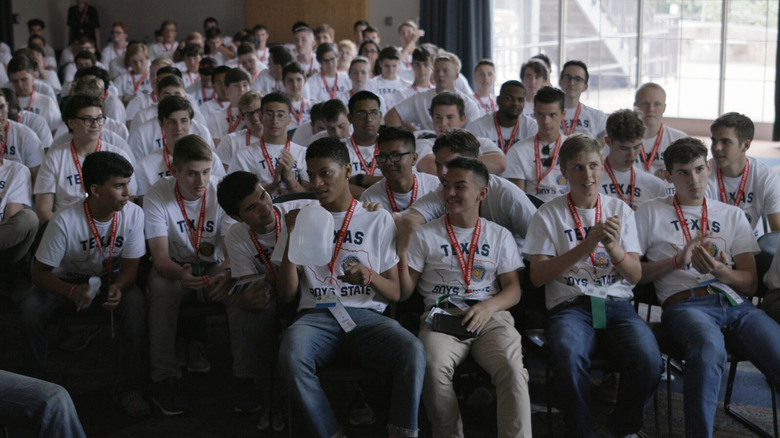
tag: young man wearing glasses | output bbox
[229,92,308,197]
[359,126,440,212]
[504,86,569,203]
[559,60,606,141]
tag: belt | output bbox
[662,286,713,310]
[550,294,631,314]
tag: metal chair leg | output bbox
[546,364,553,437]
[724,359,776,438]
[666,357,673,438]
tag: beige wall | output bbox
[368,0,420,47]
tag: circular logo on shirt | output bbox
[556,174,568,186]
[199,242,215,257]
[655,169,666,179]
[341,255,361,272]
[471,264,486,283]
[706,242,719,258]
[594,250,611,269]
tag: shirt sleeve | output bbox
[35,212,69,268]
[410,190,445,223]
[496,226,524,273]
[32,150,58,195]
[122,206,146,259]
[522,208,557,259]
[142,188,170,239]
[5,165,32,207]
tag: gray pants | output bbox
[0,208,38,265]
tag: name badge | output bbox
[315,290,338,308]
[583,282,609,299]
[709,282,744,306]
[328,300,356,332]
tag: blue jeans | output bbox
[0,369,86,438]
[20,284,147,393]
[663,293,780,437]
[279,308,426,438]
[545,298,662,438]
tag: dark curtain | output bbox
[0,0,13,50]
[775,1,780,140]
[419,0,493,84]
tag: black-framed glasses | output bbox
[75,116,106,126]
[375,151,412,163]
[241,108,263,119]
[561,74,586,84]
[353,110,381,119]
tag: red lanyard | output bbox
[474,93,496,113]
[0,121,8,158]
[640,124,664,172]
[245,130,254,146]
[258,48,267,63]
[350,137,378,176]
[174,182,207,259]
[328,198,357,280]
[248,209,281,282]
[200,84,214,102]
[321,73,338,99]
[79,3,89,24]
[306,60,314,77]
[493,113,519,154]
[251,69,260,84]
[20,88,34,112]
[260,138,290,182]
[566,193,602,274]
[70,139,102,193]
[131,70,148,94]
[291,98,305,124]
[534,134,562,190]
[673,195,708,243]
[187,72,200,85]
[113,44,125,58]
[83,199,118,280]
[561,103,582,136]
[216,99,225,109]
[163,42,175,52]
[385,175,418,212]
[444,215,482,293]
[604,159,635,209]
[273,80,281,93]
[717,158,750,206]
[412,84,419,92]
[162,134,172,172]
[227,107,242,133]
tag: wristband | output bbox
[397,264,409,271]
[68,285,77,299]
[203,275,210,288]
[672,255,682,270]
[366,270,373,286]
[612,251,627,266]
[290,180,299,190]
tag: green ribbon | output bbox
[591,296,607,329]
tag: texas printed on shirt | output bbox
[407,216,523,309]
[503,134,569,202]
[344,140,383,177]
[636,196,759,303]
[599,164,668,208]
[0,160,32,221]
[228,140,308,198]
[270,201,399,313]
[523,194,641,310]
[35,201,146,282]
[705,156,780,235]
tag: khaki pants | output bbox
[147,265,255,382]
[418,310,532,438]
[0,208,38,265]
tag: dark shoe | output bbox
[272,408,286,432]
[233,377,261,413]
[115,391,151,417]
[186,341,211,373]
[152,378,187,416]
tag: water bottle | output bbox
[288,202,334,266]
[78,276,101,311]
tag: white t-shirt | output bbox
[130,95,206,128]
[0,160,32,221]
[226,199,312,279]
[636,196,759,303]
[217,129,260,168]
[255,69,284,95]
[271,201,399,313]
[116,71,153,102]
[19,111,53,149]
[187,79,216,108]
[465,113,538,152]
[635,125,687,179]
[304,72,352,105]
[50,131,131,158]
[705,156,780,235]
[288,98,314,132]
[143,175,233,265]
[296,57,321,78]
[393,89,482,131]
[228,139,308,198]
[413,136,502,169]
[523,194,641,309]
[36,70,62,94]
[32,80,56,101]
[200,98,229,115]
[290,122,316,147]
[207,106,246,142]
[17,93,62,132]
[36,200,146,281]
[359,171,441,212]
[135,149,225,197]
[148,42,178,61]
[504,134,569,202]
[127,119,214,162]
[33,142,137,212]
[394,84,433,105]
[408,216,523,309]
[103,95,127,124]
[599,164,668,208]
[3,120,44,169]
[561,103,607,138]
[366,76,411,113]
[101,45,127,72]
[343,139,382,177]
[125,93,156,124]
[411,174,537,251]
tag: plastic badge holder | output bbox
[288,202,334,266]
[79,276,101,311]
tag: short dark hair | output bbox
[663,137,708,172]
[412,47,432,64]
[173,135,212,168]
[531,53,552,71]
[310,102,324,123]
[224,68,250,87]
[475,59,494,70]
[306,136,350,166]
[711,112,755,144]
[7,56,34,75]
[252,24,268,33]
[499,80,525,95]
[0,88,19,118]
[432,129,479,158]
[321,99,348,122]
[559,134,602,169]
[212,65,231,82]
[203,17,218,28]
[315,43,337,63]
[445,156,489,188]
[27,19,45,30]
[377,126,416,153]
[362,26,378,37]
[74,66,110,90]
[269,46,294,67]
[182,44,203,58]
[158,96,194,123]
[430,92,465,117]
[606,109,646,143]
[156,65,182,79]
[261,92,292,112]
[217,171,260,217]
[348,90,380,114]
[62,93,104,123]
[534,86,565,111]
[561,60,589,83]
[358,40,380,56]
[75,50,97,65]
[237,42,256,58]
[353,20,369,30]
[199,57,217,76]
[156,74,185,93]
[83,151,134,196]
[282,62,305,80]
[205,28,222,40]
[377,46,401,62]
[520,58,549,82]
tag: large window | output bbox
[493,0,778,123]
